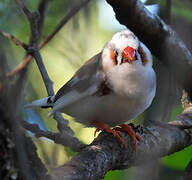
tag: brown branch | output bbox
[48,108,192,180]
[6,0,91,78]
[6,55,32,77]
[0,31,28,50]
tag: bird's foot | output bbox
[93,121,126,145]
[113,124,142,151]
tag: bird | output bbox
[25,29,156,151]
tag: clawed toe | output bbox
[92,121,141,150]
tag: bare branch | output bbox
[14,0,85,150]
[32,50,54,95]
[15,0,40,44]
[15,0,54,95]
[40,0,91,48]
[49,108,192,180]
[0,31,28,50]
[6,0,50,78]
[37,0,51,37]
[6,0,91,78]
[22,120,86,152]
[6,56,32,77]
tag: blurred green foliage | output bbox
[162,145,192,170]
[160,0,192,22]
[0,0,192,179]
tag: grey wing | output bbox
[54,53,102,101]
[50,53,105,115]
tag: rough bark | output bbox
[49,108,192,180]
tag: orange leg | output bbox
[114,124,142,151]
[92,121,126,145]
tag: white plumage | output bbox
[26,30,156,128]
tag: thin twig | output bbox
[32,50,54,95]
[6,0,91,78]
[22,120,86,152]
[15,0,85,150]
[37,0,51,38]
[6,56,32,77]
[0,31,28,50]
[40,0,91,48]
[15,0,54,95]
[16,0,40,44]
[6,0,51,78]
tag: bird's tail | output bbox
[24,96,55,109]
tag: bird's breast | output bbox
[107,63,156,99]
[60,64,156,127]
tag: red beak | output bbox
[122,46,136,62]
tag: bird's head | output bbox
[101,30,152,72]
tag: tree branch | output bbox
[106,0,192,99]
[37,0,51,38]
[40,0,91,48]
[15,0,85,150]
[0,31,28,50]
[6,0,91,78]
[1,1,49,179]
[22,120,86,152]
[49,108,192,180]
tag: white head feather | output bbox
[110,30,139,51]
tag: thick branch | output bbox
[49,108,192,180]
[106,0,192,99]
